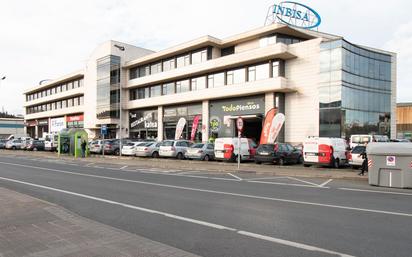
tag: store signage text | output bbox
[273,1,321,29]
[221,102,261,113]
[130,113,157,129]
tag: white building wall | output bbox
[284,39,322,144]
[390,53,397,139]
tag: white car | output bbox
[348,145,366,168]
[159,140,193,159]
[121,142,146,156]
[214,137,257,162]
[303,136,349,168]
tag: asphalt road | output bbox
[0,154,411,257]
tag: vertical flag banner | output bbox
[175,117,187,140]
[260,108,277,145]
[190,115,201,141]
[268,113,285,143]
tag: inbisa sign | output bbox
[271,1,321,30]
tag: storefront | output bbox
[209,95,265,142]
[66,114,84,128]
[25,120,37,138]
[37,119,49,138]
[129,109,158,140]
[163,104,202,141]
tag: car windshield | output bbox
[125,143,135,146]
[161,141,174,146]
[351,136,361,143]
[191,144,204,148]
[352,146,366,154]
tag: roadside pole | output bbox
[101,125,107,157]
[238,132,241,170]
[236,117,244,171]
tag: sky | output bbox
[0,0,411,115]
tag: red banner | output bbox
[190,115,201,141]
[260,108,277,145]
[66,115,84,122]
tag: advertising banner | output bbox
[268,113,285,143]
[260,108,277,145]
[190,115,201,141]
[66,115,84,122]
[175,117,186,140]
[129,110,157,130]
[50,117,66,132]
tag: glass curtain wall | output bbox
[96,55,121,119]
[319,40,392,138]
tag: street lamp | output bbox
[114,44,125,156]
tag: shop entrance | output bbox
[235,117,263,143]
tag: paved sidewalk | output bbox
[0,187,200,257]
[0,150,367,180]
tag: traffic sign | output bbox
[236,117,244,132]
[101,125,108,136]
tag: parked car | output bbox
[5,139,23,150]
[214,137,257,162]
[26,140,45,151]
[89,140,105,154]
[185,143,215,161]
[349,134,389,149]
[121,142,147,156]
[135,142,161,158]
[103,139,133,155]
[303,137,348,168]
[44,133,58,151]
[255,143,303,165]
[348,145,366,169]
[390,138,411,142]
[0,139,8,149]
[159,140,193,159]
[20,137,33,150]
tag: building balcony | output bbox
[24,106,84,121]
[24,87,84,107]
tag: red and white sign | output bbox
[260,108,277,145]
[386,156,396,166]
[236,117,244,132]
[66,115,84,122]
[268,113,285,143]
[175,117,187,140]
[190,115,201,141]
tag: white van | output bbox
[214,137,257,162]
[44,132,58,151]
[349,134,389,149]
[303,137,348,168]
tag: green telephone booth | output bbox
[58,128,89,158]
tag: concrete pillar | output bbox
[157,106,163,141]
[264,92,275,114]
[202,100,209,143]
[34,125,39,139]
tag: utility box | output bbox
[367,143,412,188]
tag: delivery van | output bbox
[214,137,257,162]
[349,134,389,149]
[303,137,348,168]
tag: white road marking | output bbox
[177,171,200,175]
[119,166,128,170]
[0,175,355,257]
[245,176,289,181]
[247,180,328,189]
[85,163,95,167]
[339,187,412,196]
[0,161,410,217]
[227,173,242,181]
[319,179,333,188]
[287,176,322,187]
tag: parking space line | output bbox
[85,163,95,167]
[176,171,200,175]
[339,187,412,196]
[245,176,288,181]
[119,166,128,170]
[247,180,329,189]
[287,177,322,187]
[319,179,333,187]
[228,173,242,181]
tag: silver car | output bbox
[89,140,105,154]
[135,142,161,158]
[185,143,215,161]
[0,139,7,149]
[348,145,366,168]
[5,139,23,150]
[159,140,193,159]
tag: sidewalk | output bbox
[0,150,367,180]
[0,187,200,257]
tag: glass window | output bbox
[191,76,206,91]
[227,68,245,85]
[162,82,175,95]
[79,96,84,105]
[137,88,147,99]
[139,65,150,77]
[176,54,190,68]
[150,62,162,75]
[176,79,190,93]
[68,98,73,107]
[62,100,67,108]
[191,49,207,64]
[249,63,269,81]
[150,85,161,97]
[208,72,225,88]
[163,58,175,71]
[272,61,279,77]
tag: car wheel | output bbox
[303,164,311,167]
[33,147,37,151]
[255,160,261,164]
[177,152,184,160]
[12,146,16,150]
[203,155,210,161]
[278,158,285,166]
[114,149,120,156]
[152,151,159,158]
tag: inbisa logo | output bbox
[273,1,321,29]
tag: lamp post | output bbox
[114,45,125,156]
[0,76,6,114]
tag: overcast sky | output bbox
[0,0,411,115]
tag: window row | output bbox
[26,96,84,114]
[259,33,304,48]
[129,48,211,80]
[26,78,84,102]
[130,60,283,100]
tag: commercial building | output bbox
[23,23,397,143]
[396,103,412,139]
[0,118,25,139]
